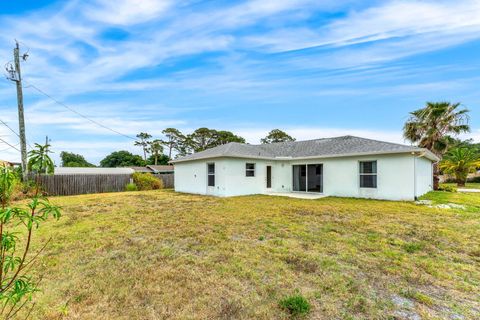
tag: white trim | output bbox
[171,148,439,164]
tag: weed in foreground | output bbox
[279,294,311,317]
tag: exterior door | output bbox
[266,166,272,189]
[206,163,215,194]
[293,164,323,193]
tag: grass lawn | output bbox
[17,190,480,319]
[443,182,480,190]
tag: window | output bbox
[207,163,215,186]
[246,163,255,177]
[359,161,377,188]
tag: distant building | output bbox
[0,160,21,168]
[129,165,174,174]
[54,167,135,175]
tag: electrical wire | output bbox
[0,142,19,152]
[0,118,33,149]
[24,81,137,141]
[0,136,20,152]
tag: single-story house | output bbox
[129,166,153,173]
[148,165,174,174]
[0,160,21,168]
[171,136,439,201]
[128,165,174,174]
[54,167,135,175]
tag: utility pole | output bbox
[11,41,28,180]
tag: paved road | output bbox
[458,188,480,193]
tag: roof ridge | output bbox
[347,135,418,148]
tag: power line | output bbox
[0,136,20,152]
[0,142,19,152]
[24,82,137,141]
[0,118,33,149]
[0,118,19,136]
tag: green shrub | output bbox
[132,173,163,191]
[279,294,311,317]
[125,183,138,191]
[437,184,457,192]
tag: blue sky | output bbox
[0,0,479,164]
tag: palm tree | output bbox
[403,102,470,189]
[439,147,480,187]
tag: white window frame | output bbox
[246,163,255,177]
[359,160,377,189]
[207,163,215,187]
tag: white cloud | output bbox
[85,0,172,25]
[246,0,480,53]
[233,126,407,145]
[464,129,480,143]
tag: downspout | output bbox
[413,153,417,201]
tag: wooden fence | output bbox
[35,174,133,196]
[154,173,174,188]
[33,173,175,196]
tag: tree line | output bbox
[60,128,295,168]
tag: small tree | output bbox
[261,129,295,144]
[147,140,164,166]
[0,143,61,318]
[134,132,152,163]
[161,128,184,159]
[439,147,480,187]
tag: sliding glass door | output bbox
[293,164,323,193]
[293,165,307,191]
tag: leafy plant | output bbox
[132,173,163,191]
[437,184,457,192]
[439,147,480,187]
[28,143,54,175]
[125,183,138,191]
[279,294,311,317]
[0,143,61,318]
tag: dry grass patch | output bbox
[12,190,480,319]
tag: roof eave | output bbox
[171,149,438,163]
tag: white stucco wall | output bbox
[415,156,433,197]
[174,153,434,200]
[287,154,416,200]
[174,158,227,196]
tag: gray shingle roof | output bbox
[171,136,439,163]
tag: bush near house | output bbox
[125,182,138,191]
[437,184,457,192]
[132,172,163,190]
